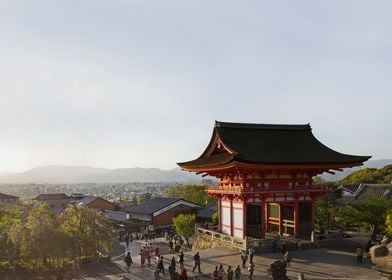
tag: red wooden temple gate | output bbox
[178,121,370,240]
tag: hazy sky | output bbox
[0,1,391,172]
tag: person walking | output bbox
[157,256,165,275]
[241,250,248,268]
[125,235,130,248]
[248,261,255,279]
[180,267,188,280]
[170,256,176,268]
[227,265,233,280]
[218,264,225,280]
[147,247,152,265]
[272,237,277,253]
[192,252,201,273]
[124,252,133,273]
[169,263,176,280]
[178,250,185,268]
[169,239,174,254]
[211,266,219,280]
[284,251,292,268]
[248,246,255,262]
[365,240,372,260]
[234,265,241,280]
[140,249,145,266]
[281,243,287,259]
[356,245,363,263]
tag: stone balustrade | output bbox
[194,227,246,251]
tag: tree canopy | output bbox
[340,165,392,185]
[386,210,392,239]
[172,214,196,247]
[332,192,392,239]
[2,203,115,270]
[164,184,216,206]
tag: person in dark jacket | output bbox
[192,252,201,273]
[124,252,133,272]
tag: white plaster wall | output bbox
[221,201,231,207]
[221,206,230,227]
[221,226,230,235]
[234,229,243,238]
[233,208,243,229]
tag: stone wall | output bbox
[192,234,243,251]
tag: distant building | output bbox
[341,183,392,201]
[77,196,121,211]
[0,193,19,206]
[196,204,218,223]
[340,185,361,201]
[201,179,214,186]
[35,193,71,215]
[70,192,88,201]
[100,209,150,232]
[125,197,200,232]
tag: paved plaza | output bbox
[111,238,380,280]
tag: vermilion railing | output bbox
[207,185,329,194]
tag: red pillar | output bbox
[279,204,283,236]
[260,200,265,239]
[230,198,233,236]
[265,202,269,234]
[218,197,222,232]
[311,199,316,233]
[243,199,247,239]
[294,201,299,238]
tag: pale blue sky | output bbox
[0,1,391,171]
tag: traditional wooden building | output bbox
[178,121,370,240]
[0,193,19,206]
[77,196,121,211]
[35,193,71,215]
[125,198,200,232]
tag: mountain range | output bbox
[319,159,392,181]
[0,165,209,184]
[0,159,390,184]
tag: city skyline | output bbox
[0,1,391,172]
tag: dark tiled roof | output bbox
[0,193,19,199]
[121,204,137,212]
[340,185,360,194]
[77,196,120,210]
[178,121,371,169]
[35,193,70,200]
[78,196,98,206]
[197,204,218,219]
[127,198,198,215]
[355,184,392,199]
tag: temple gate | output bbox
[178,121,370,240]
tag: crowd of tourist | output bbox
[121,228,378,279]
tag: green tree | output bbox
[386,210,392,239]
[25,202,59,266]
[340,164,392,185]
[211,212,218,225]
[60,205,115,260]
[340,168,378,185]
[165,185,216,206]
[172,214,196,248]
[332,193,392,240]
[314,181,341,230]
[0,207,21,246]
[7,220,26,260]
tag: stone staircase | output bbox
[248,234,318,254]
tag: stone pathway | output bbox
[111,238,380,280]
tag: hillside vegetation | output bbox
[340,165,392,185]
